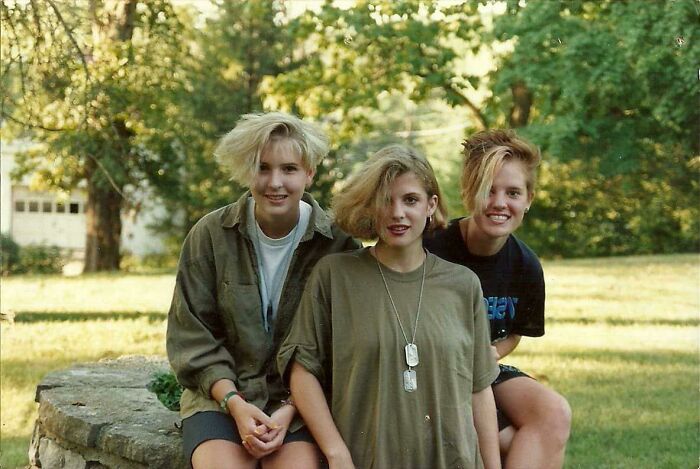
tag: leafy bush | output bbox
[1,234,21,275]
[148,371,183,411]
[120,251,177,273]
[519,155,700,258]
[15,245,65,274]
[0,236,64,275]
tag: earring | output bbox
[525,207,530,214]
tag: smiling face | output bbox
[469,158,533,250]
[375,171,437,254]
[250,138,315,237]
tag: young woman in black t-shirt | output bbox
[425,130,571,468]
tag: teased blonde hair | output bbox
[214,112,329,186]
[333,145,447,239]
[460,129,541,214]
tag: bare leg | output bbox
[262,441,322,469]
[494,377,572,469]
[191,439,258,469]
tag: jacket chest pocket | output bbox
[218,282,270,364]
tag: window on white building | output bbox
[28,201,39,212]
[15,201,25,212]
[56,202,66,213]
[69,202,80,214]
[42,201,52,213]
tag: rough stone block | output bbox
[39,389,109,448]
[28,421,43,466]
[38,437,88,469]
[92,388,184,467]
[32,356,185,469]
[36,356,169,402]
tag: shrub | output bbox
[0,234,21,275]
[16,245,65,274]
[120,251,177,273]
[148,371,183,412]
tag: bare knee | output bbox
[545,393,572,447]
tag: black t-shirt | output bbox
[424,219,545,342]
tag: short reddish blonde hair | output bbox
[461,129,541,214]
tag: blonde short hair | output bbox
[333,145,448,239]
[461,129,541,214]
[214,112,329,186]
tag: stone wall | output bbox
[29,356,186,469]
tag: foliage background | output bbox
[2,0,698,264]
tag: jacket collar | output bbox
[220,191,334,240]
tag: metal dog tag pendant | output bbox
[403,369,417,392]
[405,343,419,367]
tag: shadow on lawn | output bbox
[10,311,166,323]
[519,348,696,388]
[547,316,699,327]
[527,348,695,369]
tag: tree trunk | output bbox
[509,81,533,128]
[83,159,123,272]
[81,0,135,272]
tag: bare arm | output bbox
[289,361,354,469]
[492,334,521,361]
[473,386,501,469]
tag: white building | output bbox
[1,139,166,258]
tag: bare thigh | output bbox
[191,438,257,469]
[493,376,568,428]
[262,441,322,469]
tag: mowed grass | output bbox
[1,254,699,468]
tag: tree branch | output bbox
[45,0,90,128]
[1,111,68,132]
[445,82,488,131]
[86,152,131,202]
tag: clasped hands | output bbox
[228,398,295,459]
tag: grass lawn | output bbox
[1,254,698,468]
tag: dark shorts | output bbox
[492,364,534,431]
[181,411,315,467]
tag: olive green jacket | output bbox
[166,191,359,420]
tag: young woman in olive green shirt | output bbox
[279,145,501,469]
[167,112,357,469]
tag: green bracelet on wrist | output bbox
[220,390,245,411]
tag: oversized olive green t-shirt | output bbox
[278,248,499,469]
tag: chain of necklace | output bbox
[375,248,427,392]
[376,255,426,348]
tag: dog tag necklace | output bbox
[376,252,426,393]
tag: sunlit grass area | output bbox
[543,254,699,325]
[1,254,698,468]
[508,322,696,468]
[0,272,175,314]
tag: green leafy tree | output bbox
[262,0,489,205]
[486,0,700,256]
[1,0,201,271]
[150,0,300,246]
